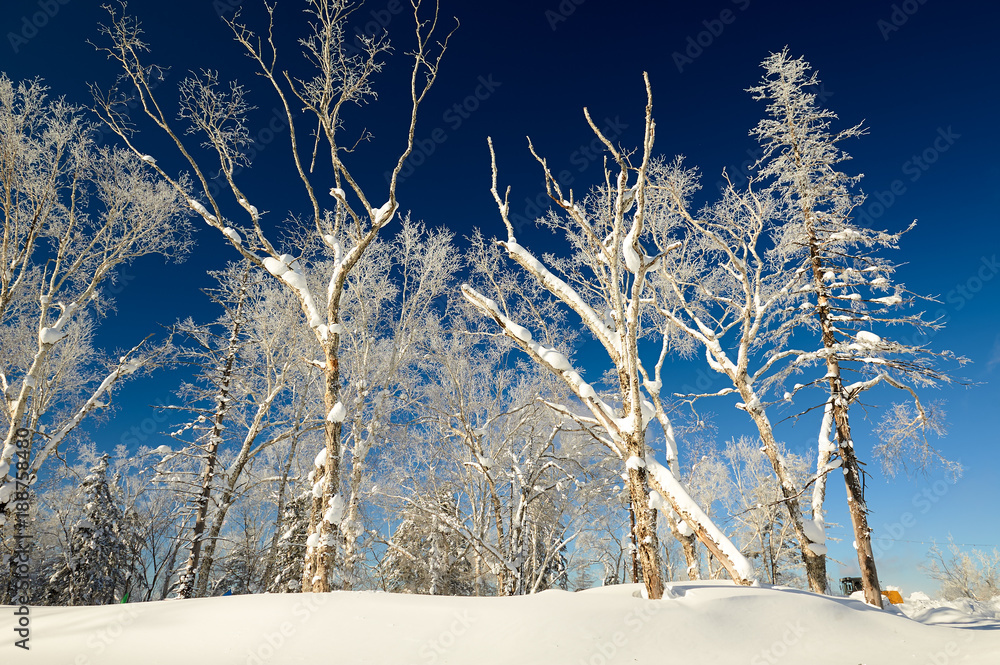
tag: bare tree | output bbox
[924,540,1000,602]
[171,267,253,598]
[874,401,956,480]
[723,436,809,586]
[153,263,323,597]
[125,461,186,602]
[0,73,190,532]
[92,0,456,592]
[645,159,832,593]
[748,49,964,607]
[462,75,754,599]
[390,293,582,596]
[332,218,460,588]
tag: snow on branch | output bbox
[261,253,329,342]
[498,241,622,359]
[645,458,754,583]
[28,341,153,479]
[38,302,80,347]
[461,284,624,456]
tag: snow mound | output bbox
[899,593,1000,628]
[855,330,882,346]
[6,582,999,663]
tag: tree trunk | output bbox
[621,342,664,598]
[3,435,32,606]
[176,273,248,599]
[159,538,181,600]
[625,458,663,599]
[302,344,343,593]
[340,447,366,590]
[627,498,640,583]
[175,435,221,598]
[194,489,231,598]
[644,466,752,587]
[834,408,883,607]
[195,427,261,597]
[744,406,828,593]
[485,475,510,596]
[653,418,700,581]
[807,230,882,609]
[666,521,700,581]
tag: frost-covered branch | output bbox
[93,0,455,594]
[466,76,754,595]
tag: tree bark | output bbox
[176,276,248,599]
[807,230,882,608]
[629,475,663,597]
[302,344,343,593]
[836,415,882,606]
[665,520,700,581]
[627,498,640,583]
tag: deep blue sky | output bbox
[3,0,998,594]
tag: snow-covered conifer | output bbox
[46,455,135,605]
[383,493,475,596]
[267,492,312,593]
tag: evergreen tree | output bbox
[267,492,311,593]
[383,493,475,596]
[47,455,134,605]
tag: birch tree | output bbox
[123,456,186,602]
[0,74,190,531]
[924,541,1000,602]
[723,436,809,586]
[462,75,754,599]
[332,218,459,588]
[93,0,456,592]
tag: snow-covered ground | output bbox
[4,582,999,663]
[897,591,1000,629]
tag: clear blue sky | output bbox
[2,0,997,595]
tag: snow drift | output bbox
[4,582,998,664]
